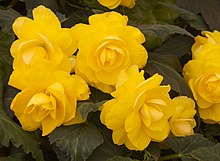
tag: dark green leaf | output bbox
[66,0,105,10]
[78,100,106,119]
[176,0,201,13]
[138,24,193,50]
[201,124,220,143]
[153,35,194,58]
[0,8,21,35]
[3,85,19,118]
[0,116,44,161]
[87,127,128,161]
[89,87,112,103]
[0,30,14,53]
[0,31,14,82]
[146,143,161,161]
[0,153,27,161]
[159,2,208,30]
[107,156,139,161]
[144,53,193,97]
[61,9,93,28]
[24,0,58,11]
[52,145,71,161]
[0,77,43,161]
[148,53,182,72]
[177,0,220,31]
[165,133,214,160]
[49,123,104,161]
[191,144,220,161]
[126,0,178,25]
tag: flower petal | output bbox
[125,112,151,150]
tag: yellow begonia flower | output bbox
[8,62,90,136]
[100,65,174,150]
[97,0,135,9]
[11,5,77,72]
[188,73,220,123]
[183,31,220,82]
[73,12,148,93]
[192,30,220,59]
[169,96,196,137]
[183,30,220,123]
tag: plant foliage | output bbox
[0,0,220,160]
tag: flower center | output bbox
[133,79,166,127]
[140,103,164,127]
[199,73,220,102]
[96,36,129,71]
[100,45,118,66]
[19,33,57,66]
[24,92,56,122]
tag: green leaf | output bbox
[153,35,194,58]
[87,127,128,161]
[0,117,44,161]
[0,153,27,161]
[146,143,161,161]
[107,156,139,161]
[159,2,208,30]
[0,31,14,82]
[165,133,214,160]
[144,53,193,97]
[0,77,43,161]
[3,85,19,118]
[24,0,58,11]
[89,87,112,103]
[176,0,220,31]
[62,9,93,28]
[191,144,220,161]
[78,100,106,119]
[0,8,21,35]
[148,53,182,72]
[66,0,107,11]
[0,30,14,53]
[49,123,104,161]
[138,24,193,50]
[201,124,220,143]
[52,145,71,161]
[126,0,178,25]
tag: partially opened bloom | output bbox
[11,5,77,72]
[97,0,135,9]
[183,30,220,123]
[188,73,220,123]
[183,31,220,82]
[100,66,174,150]
[169,96,196,137]
[8,62,90,136]
[73,12,148,93]
[192,30,220,59]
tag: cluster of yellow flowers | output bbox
[101,66,196,150]
[8,5,197,150]
[9,6,90,136]
[183,31,220,124]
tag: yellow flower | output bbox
[183,30,220,123]
[11,5,77,72]
[192,30,220,59]
[183,32,220,82]
[188,73,220,123]
[97,0,135,9]
[169,96,196,137]
[8,62,90,136]
[74,12,148,93]
[100,66,174,150]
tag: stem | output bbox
[159,153,182,161]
